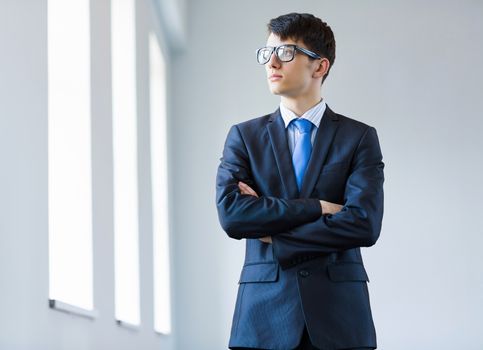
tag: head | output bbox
[260,13,336,99]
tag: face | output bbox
[264,33,322,98]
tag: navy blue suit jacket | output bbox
[216,106,384,350]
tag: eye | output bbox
[278,46,295,61]
[261,49,271,60]
[257,47,273,63]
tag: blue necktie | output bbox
[291,118,314,191]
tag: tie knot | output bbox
[292,118,313,134]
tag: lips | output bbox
[269,74,282,81]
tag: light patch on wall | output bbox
[111,0,140,326]
[47,0,93,310]
[149,32,172,335]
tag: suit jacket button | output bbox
[299,270,310,277]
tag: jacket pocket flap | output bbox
[239,263,279,283]
[327,263,369,282]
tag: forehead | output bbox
[266,32,299,46]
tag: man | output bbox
[216,13,384,350]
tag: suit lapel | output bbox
[266,106,340,199]
[299,106,340,198]
[266,109,299,199]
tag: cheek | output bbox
[295,67,313,84]
[287,67,307,84]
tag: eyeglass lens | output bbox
[276,46,295,61]
[258,45,295,64]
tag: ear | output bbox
[312,58,330,79]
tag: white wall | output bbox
[171,0,483,349]
[2,0,482,349]
[0,0,176,349]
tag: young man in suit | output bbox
[216,13,384,350]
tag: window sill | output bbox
[116,319,140,331]
[48,299,98,319]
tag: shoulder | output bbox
[328,109,381,154]
[328,107,377,138]
[229,111,277,140]
[336,112,371,130]
[235,112,274,130]
[222,111,276,149]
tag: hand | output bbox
[238,181,259,198]
[238,181,272,244]
[319,200,343,215]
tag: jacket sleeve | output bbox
[271,126,385,269]
[216,124,322,240]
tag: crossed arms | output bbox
[237,181,343,244]
[216,124,384,268]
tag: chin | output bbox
[268,85,283,96]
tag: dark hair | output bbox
[267,13,336,83]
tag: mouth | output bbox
[269,74,282,81]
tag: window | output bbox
[47,0,94,313]
[149,32,172,334]
[111,0,140,326]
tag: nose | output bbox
[267,50,281,68]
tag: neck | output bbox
[280,92,322,116]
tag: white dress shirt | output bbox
[279,99,326,155]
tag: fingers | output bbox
[258,236,272,244]
[238,181,259,198]
[320,200,344,215]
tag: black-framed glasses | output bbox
[256,44,321,65]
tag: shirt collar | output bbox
[279,99,326,129]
